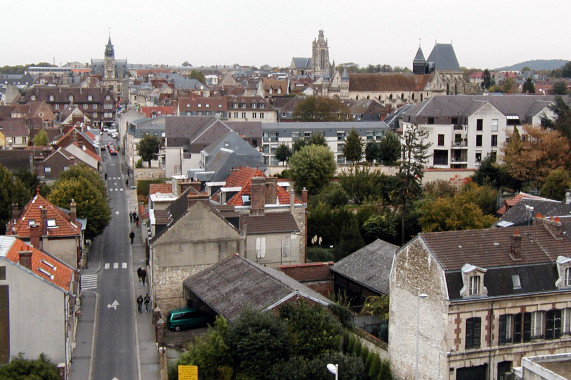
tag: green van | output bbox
[166,307,214,332]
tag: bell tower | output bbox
[312,30,330,78]
[104,36,116,81]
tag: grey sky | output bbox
[2,0,570,70]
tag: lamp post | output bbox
[416,293,428,380]
[327,363,338,380]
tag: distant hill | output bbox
[494,59,569,72]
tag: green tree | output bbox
[0,164,31,234]
[471,154,521,191]
[541,168,571,201]
[362,211,398,243]
[365,141,380,163]
[338,166,375,205]
[49,176,111,238]
[547,95,571,142]
[551,81,568,95]
[292,132,328,153]
[136,135,161,168]
[278,299,342,359]
[189,69,206,84]
[418,195,496,232]
[293,96,353,121]
[378,131,401,165]
[312,184,348,209]
[33,129,50,146]
[522,78,535,93]
[59,163,107,195]
[225,309,291,380]
[481,69,495,90]
[275,144,292,166]
[393,124,430,244]
[343,129,363,164]
[0,353,59,380]
[553,61,571,78]
[290,145,336,194]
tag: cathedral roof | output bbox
[413,46,426,63]
[426,43,460,70]
[348,73,433,92]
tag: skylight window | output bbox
[41,260,56,270]
[38,267,55,280]
[512,275,521,289]
[47,219,57,228]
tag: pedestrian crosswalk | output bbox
[104,262,128,270]
[108,188,124,191]
[81,274,98,290]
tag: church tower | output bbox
[104,36,116,81]
[413,46,426,74]
[312,30,331,78]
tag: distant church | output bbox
[289,30,333,79]
[91,36,128,94]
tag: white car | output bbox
[107,129,118,136]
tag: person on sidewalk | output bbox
[135,215,139,227]
[129,231,135,244]
[129,211,133,223]
[136,295,143,313]
[144,294,151,313]
[137,267,142,283]
[104,173,107,180]
[141,268,147,286]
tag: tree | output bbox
[481,69,495,90]
[293,96,353,121]
[553,61,571,78]
[502,125,571,187]
[0,353,60,379]
[393,124,430,244]
[378,131,401,165]
[471,154,520,190]
[292,132,327,153]
[49,176,111,238]
[0,164,31,234]
[522,78,535,93]
[189,69,206,84]
[136,135,161,168]
[551,81,568,95]
[362,211,398,243]
[546,95,571,142]
[365,141,380,163]
[541,168,571,201]
[33,129,49,146]
[343,128,363,164]
[290,145,336,194]
[275,144,292,166]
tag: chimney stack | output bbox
[264,177,277,205]
[302,188,308,204]
[566,189,571,205]
[250,177,266,216]
[29,222,41,249]
[18,250,33,270]
[11,203,19,224]
[70,199,77,224]
[510,230,522,260]
[289,188,294,214]
[40,207,48,236]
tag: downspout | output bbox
[64,292,69,376]
[488,300,495,380]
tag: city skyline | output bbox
[2,0,570,70]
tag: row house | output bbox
[178,95,277,123]
[400,95,558,169]
[22,86,117,127]
[261,121,390,165]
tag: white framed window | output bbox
[49,95,54,101]
[88,95,93,101]
[566,267,571,287]
[241,112,246,119]
[531,311,544,338]
[83,104,88,110]
[252,113,257,119]
[469,275,480,296]
[234,112,238,118]
[44,167,51,173]
[47,219,57,228]
[255,237,266,258]
[563,308,571,334]
[260,112,265,119]
[68,95,73,102]
[491,119,498,132]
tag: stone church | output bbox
[289,30,333,79]
[91,36,128,95]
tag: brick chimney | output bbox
[566,189,571,205]
[70,199,77,224]
[539,216,564,240]
[11,203,19,224]
[289,188,295,214]
[29,222,41,249]
[302,187,308,204]
[509,229,522,260]
[250,177,266,216]
[40,207,48,236]
[264,177,277,204]
[18,250,33,270]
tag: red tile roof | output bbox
[140,107,175,118]
[1,237,75,292]
[224,167,265,187]
[6,190,81,238]
[149,183,172,195]
[70,141,101,163]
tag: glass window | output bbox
[477,119,483,131]
[531,311,544,339]
[469,276,480,295]
[438,134,445,146]
[492,119,498,132]
[499,314,513,345]
[491,135,498,147]
[465,317,481,349]
[565,267,571,287]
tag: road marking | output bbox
[105,263,110,269]
[122,262,127,269]
[119,188,124,191]
[107,300,120,310]
[115,211,120,215]
[113,262,118,269]
[104,262,128,269]
[81,274,98,290]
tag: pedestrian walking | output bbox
[136,295,143,313]
[144,294,151,313]
[141,268,147,286]
[125,179,129,187]
[137,267,142,282]
[135,215,139,227]
[129,231,135,244]
[129,211,133,223]
[104,173,107,180]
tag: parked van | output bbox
[166,307,214,332]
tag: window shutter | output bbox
[499,315,507,345]
[473,318,481,348]
[514,313,522,343]
[523,312,531,342]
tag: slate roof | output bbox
[6,190,82,238]
[0,236,75,293]
[348,73,433,92]
[291,57,312,69]
[426,43,460,71]
[495,198,571,229]
[331,239,398,295]
[497,192,554,215]
[241,213,300,234]
[413,47,426,63]
[183,254,331,321]
[419,225,570,272]
[0,118,28,137]
[178,97,228,113]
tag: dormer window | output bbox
[556,256,571,289]
[241,103,246,109]
[31,95,36,101]
[49,95,54,101]
[233,103,238,109]
[68,95,73,102]
[460,263,488,298]
[88,95,93,101]
[260,103,265,109]
[252,103,257,109]
[47,219,57,228]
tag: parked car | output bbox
[166,307,215,332]
[107,128,118,136]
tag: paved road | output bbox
[90,135,139,380]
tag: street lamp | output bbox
[327,363,338,380]
[416,293,428,380]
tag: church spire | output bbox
[105,35,114,58]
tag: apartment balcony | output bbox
[452,140,468,148]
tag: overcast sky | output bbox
[2,0,570,70]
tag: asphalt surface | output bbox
[69,134,160,380]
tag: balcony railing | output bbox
[452,141,468,147]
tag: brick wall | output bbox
[153,264,210,313]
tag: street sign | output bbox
[178,365,198,380]
[107,300,119,310]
